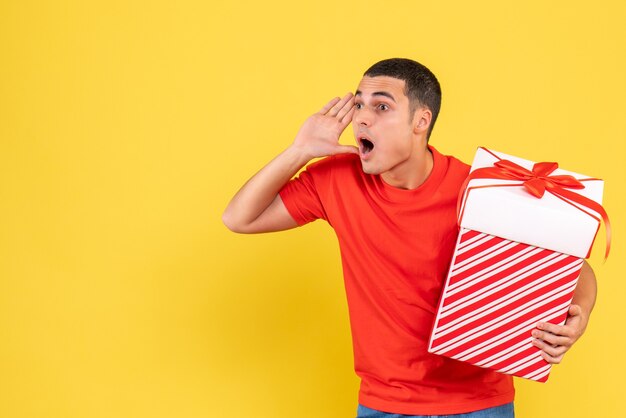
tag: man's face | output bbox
[352,76,418,175]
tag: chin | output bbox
[360,162,381,175]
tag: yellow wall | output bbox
[1,1,624,417]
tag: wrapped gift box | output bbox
[428,147,607,382]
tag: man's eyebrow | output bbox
[354,90,396,103]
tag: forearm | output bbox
[222,144,311,230]
[572,260,597,317]
[222,93,356,232]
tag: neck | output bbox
[381,145,434,190]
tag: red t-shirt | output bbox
[278,145,514,415]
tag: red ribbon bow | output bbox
[457,151,611,260]
[492,160,585,198]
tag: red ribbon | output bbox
[457,150,611,260]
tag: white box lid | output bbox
[460,147,604,258]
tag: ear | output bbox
[413,108,432,135]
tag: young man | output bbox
[222,58,597,417]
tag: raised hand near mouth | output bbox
[222,92,359,234]
[292,92,359,160]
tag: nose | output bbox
[353,106,372,127]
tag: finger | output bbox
[539,349,565,365]
[532,338,568,357]
[569,304,582,317]
[532,329,571,346]
[336,107,354,131]
[327,93,352,117]
[319,97,341,114]
[336,97,355,120]
[327,92,353,117]
[339,106,355,130]
[536,321,576,338]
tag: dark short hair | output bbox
[364,58,441,140]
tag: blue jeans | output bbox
[356,402,514,418]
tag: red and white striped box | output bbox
[428,147,607,382]
[429,228,582,382]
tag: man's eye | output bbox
[378,104,389,111]
[355,103,362,109]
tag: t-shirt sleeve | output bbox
[278,157,333,226]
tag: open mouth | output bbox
[359,137,375,155]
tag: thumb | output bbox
[569,304,582,317]
[332,145,359,155]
